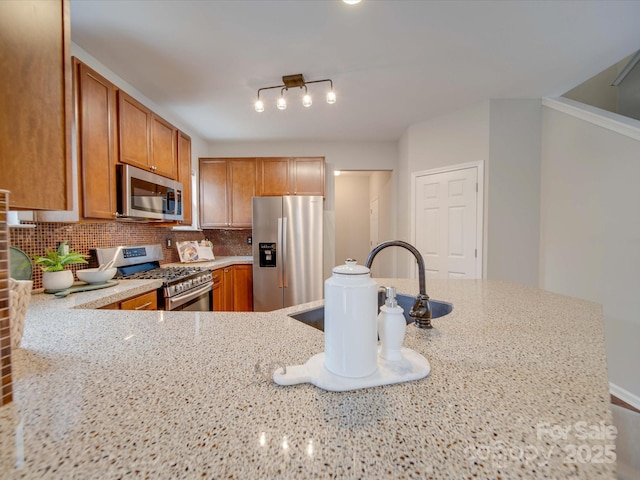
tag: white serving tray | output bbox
[273,347,430,392]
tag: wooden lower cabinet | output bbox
[100,290,158,311]
[211,269,224,311]
[233,265,253,312]
[211,265,253,312]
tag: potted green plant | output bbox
[34,241,89,292]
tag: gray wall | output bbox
[335,175,371,268]
[540,99,640,404]
[487,100,541,286]
[398,101,490,277]
[398,99,541,287]
[618,61,640,121]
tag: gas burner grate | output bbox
[120,267,204,283]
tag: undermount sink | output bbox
[289,293,453,332]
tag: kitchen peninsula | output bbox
[0,279,615,478]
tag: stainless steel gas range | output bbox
[94,244,213,311]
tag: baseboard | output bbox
[610,382,640,410]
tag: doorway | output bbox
[411,162,484,279]
[334,170,393,276]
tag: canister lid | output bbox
[332,259,370,275]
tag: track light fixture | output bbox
[255,74,335,112]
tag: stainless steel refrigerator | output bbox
[252,196,323,311]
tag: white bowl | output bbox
[76,267,117,284]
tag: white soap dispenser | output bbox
[378,286,406,361]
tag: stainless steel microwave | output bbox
[116,164,183,222]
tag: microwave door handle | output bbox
[174,189,181,215]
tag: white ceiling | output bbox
[70,0,640,143]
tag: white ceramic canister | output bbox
[324,259,378,378]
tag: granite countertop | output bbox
[162,255,252,270]
[0,279,616,479]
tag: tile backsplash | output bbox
[10,222,252,290]
[1,191,12,406]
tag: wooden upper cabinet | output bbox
[0,0,72,210]
[150,113,177,179]
[118,90,178,179]
[177,130,192,225]
[291,157,325,196]
[199,159,228,228]
[199,158,256,228]
[118,91,151,170]
[257,157,290,196]
[228,159,257,227]
[257,157,325,197]
[76,59,117,220]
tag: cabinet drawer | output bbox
[120,290,157,311]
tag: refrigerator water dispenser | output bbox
[259,243,277,267]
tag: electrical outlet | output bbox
[247,236,252,245]
[166,238,172,248]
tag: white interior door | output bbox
[414,166,480,279]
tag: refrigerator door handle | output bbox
[282,216,288,288]
[277,217,283,288]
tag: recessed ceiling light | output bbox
[343,0,361,5]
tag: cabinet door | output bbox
[222,267,234,311]
[233,265,253,312]
[118,91,151,170]
[177,131,192,225]
[199,159,229,228]
[150,113,177,179]
[0,0,72,210]
[229,159,256,227]
[257,157,290,196]
[76,60,117,219]
[211,268,224,311]
[120,290,158,311]
[292,157,325,196]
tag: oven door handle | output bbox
[166,282,213,310]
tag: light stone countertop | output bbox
[162,255,253,270]
[0,278,616,479]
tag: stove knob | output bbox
[175,284,183,293]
